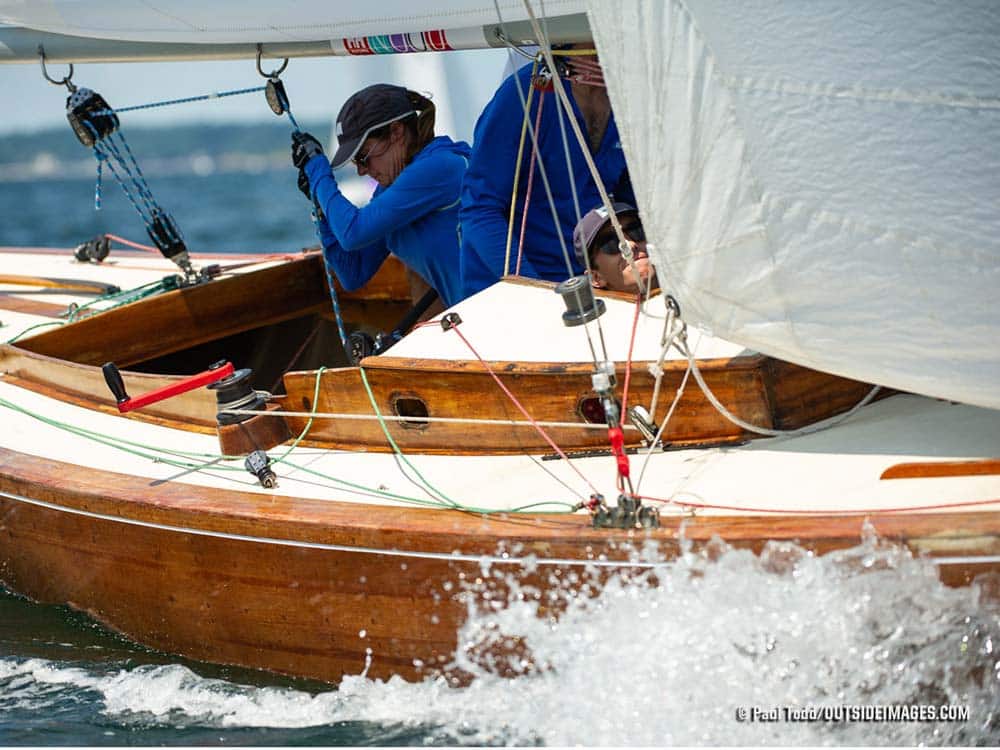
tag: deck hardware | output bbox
[591,493,660,529]
[244,450,277,489]
[628,405,662,447]
[591,359,616,392]
[38,45,75,92]
[256,44,291,116]
[255,44,289,79]
[73,235,112,263]
[555,275,605,327]
[146,211,194,277]
[348,331,376,365]
[440,312,462,331]
[209,367,268,425]
[102,360,236,413]
[66,87,119,147]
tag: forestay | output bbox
[588,0,1000,410]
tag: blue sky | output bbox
[0,48,514,142]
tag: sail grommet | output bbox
[555,275,605,327]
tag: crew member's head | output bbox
[573,202,655,294]
[330,84,436,187]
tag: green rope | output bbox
[66,278,177,323]
[270,366,326,465]
[0,394,574,515]
[4,277,177,344]
[6,321,65,344]
[357,366,460,508]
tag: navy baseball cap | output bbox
[572,202,639,268]
[330,84,416,169]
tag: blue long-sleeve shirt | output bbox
[459,63,634,298]
[305,135,471,308]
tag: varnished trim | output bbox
[0,274,119,295]
[0,294,68,318]
[881,459,1000,480]
[499,273,661,302]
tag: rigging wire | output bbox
[491,0,609,370]
[503,60,539,276]
[518,0,648,299]
[444,320,601,497]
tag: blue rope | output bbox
[110,86,266,113]
[312,214,349,350]
[93,138,155,230]
[94,152,104,210]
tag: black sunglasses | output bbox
[353,138,388,169]
[594,222,645,256]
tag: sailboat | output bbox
[0,0,997,685]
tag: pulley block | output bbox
[66,88,119,147]
[265,78,289,115]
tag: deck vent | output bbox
[392,395,429,429]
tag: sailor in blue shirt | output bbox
[459,52,634,298]
[292,84,470,308]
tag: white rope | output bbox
[491,0,610,368]
[520,0,649,297]
[635,355,692,493]
[676,338,883,438]
[220,407,638,431]
[646,300,683,417]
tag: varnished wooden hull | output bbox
[2,250,999,685]
[2,447,998,684]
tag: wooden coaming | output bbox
[2,255,882,455]
[279,354,878,455]
[0,447,997,685]
[13,254,413,367]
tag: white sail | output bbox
[0,0,584,43]
[588,0,1000,410]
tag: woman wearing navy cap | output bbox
[291,84,470,308]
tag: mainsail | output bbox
[589,0,1000,410]
[0,1,587,61]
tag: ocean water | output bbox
[2,151,1000,746]
[0,166,322,255]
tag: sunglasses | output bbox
[353,138,389,169]
[594,223,645,256]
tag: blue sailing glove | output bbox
[291,131,324,169]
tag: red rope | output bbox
[515,93,546,276]
[104,232,158,254]
[447,324,601,496]
[104,233,298,263]
[638,493,1000,516]
[618,296,643,427]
